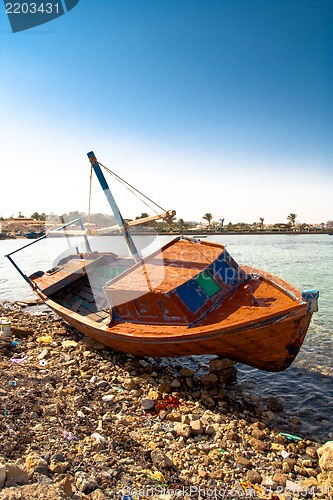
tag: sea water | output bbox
[0,234,332,440]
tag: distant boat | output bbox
[25,231,45,239]
[6,151,319,372]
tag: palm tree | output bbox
[287,213,297,226]
[259,217,265,229]
[135,212,149,220]
[203,213,213,228]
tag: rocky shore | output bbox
[0,301,332,499]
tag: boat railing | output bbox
[5,217,91,285]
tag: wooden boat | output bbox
[6,151,319,372]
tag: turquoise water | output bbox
[1,234,332,440]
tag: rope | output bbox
[89,158,177,230]
[97,161,166,215]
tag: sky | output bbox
[0,0,332,225]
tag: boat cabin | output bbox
[104,237,248,326]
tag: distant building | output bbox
[327,221,333,228]
[2,218,45,235]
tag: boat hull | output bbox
[40,287,312,372]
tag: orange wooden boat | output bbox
[6,151,319,372]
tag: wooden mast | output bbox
[87,151,141,263]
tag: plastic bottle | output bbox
[0,317,11,337]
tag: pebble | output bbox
[0,301,332,498]
[235,455,252,468]
[150,449,173,469]
[141,398,156,410]
[246,469,262,484]
[75,471,98,493]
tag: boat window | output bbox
[194,270,221,297]
[176,280,208,313]
[211,258,237,284]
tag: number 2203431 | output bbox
[5,3,60,14]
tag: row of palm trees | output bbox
[201,213,298,229]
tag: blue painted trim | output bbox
[87,151,141,263]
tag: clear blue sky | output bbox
[1,0,332,224]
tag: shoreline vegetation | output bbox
[0,212,332,239]
[0,301,333,498]
[1,230,332,240]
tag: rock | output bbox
[251,421,267,431]
[200,390,215,406]
[25,453,48,475]
[101,395,114,403]
[158,383,172,393]
[272,472,287,487]
[317,441,333,471]
[306,446,318,459]
[267,397,284,412]
[209,358,236,371]
[198,468,208,479]
[33,472,53,486]
[49,460,69,474]
[173,423,191,439]
[190,419,204,436]
[261,476,278,490]
[89,489,106,500]
[246,469,262,484]
[249,437,267,452]
[305,468,318,477]
[170,379,181,388]
[251,428,266,440]
[288,416,301,426]
[0,458,6,489]
[5,462,29,487]
[301,459,313,468]
[285,479,305,494]
[226,431,239,442]
[148,389,159,399]
[282,461,293,473]
[150,449,173,469]
[10,326,34,337]
[122,379,138,390]
[141,398,156,410]
[271,443,284,451]
[294,464,308,476]
[205,424,215,436]
[96,380,109,389]
[219,367,237,384]
[44,403,61,416]
[166,411,181,422]
[200,373,218,386]
[185,377,194,389]
[235,455,252,469]
[75,471,98,493]
[59,475,75,497]
[180,368,194,377]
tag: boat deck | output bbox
[51,276,110,323]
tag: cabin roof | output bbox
[104,238,224,294]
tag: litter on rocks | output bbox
[37,335,53,343]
